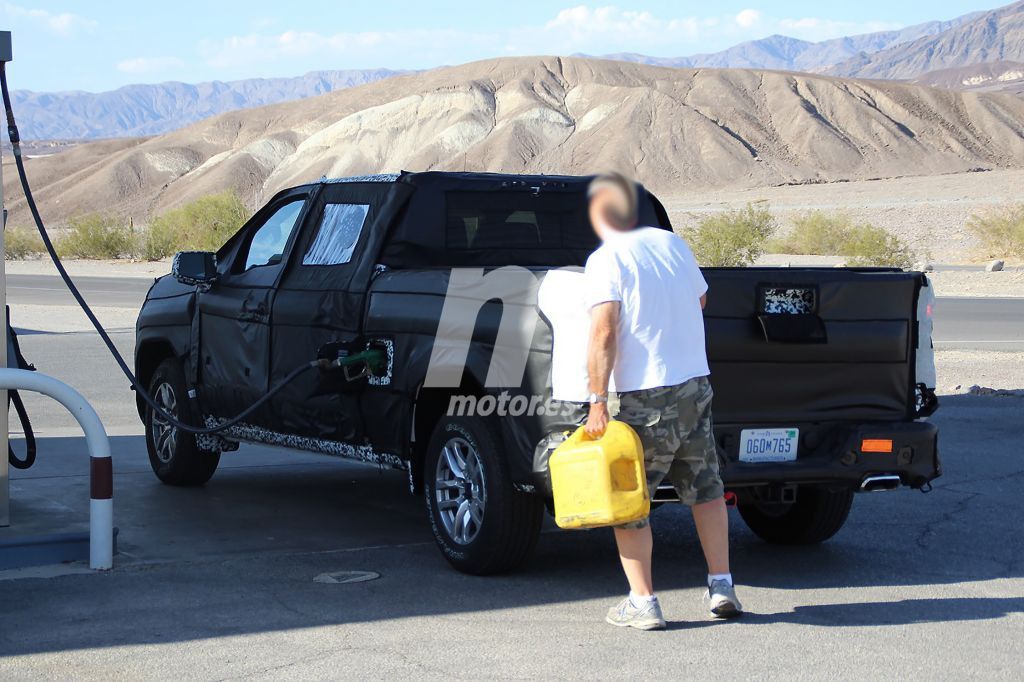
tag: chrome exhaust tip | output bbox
[860,474,902,492]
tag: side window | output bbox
[303,203,370,266]
[242,199,305,271]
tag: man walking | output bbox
[583,172,741,630]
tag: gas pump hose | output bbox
[0,61,337,436]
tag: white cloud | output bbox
[198,6,906,73]
[2,3,96,37]
[543,5,699,45]
[778,17,901,41]
[200,28,489,69]
[116,56,186,75]
[735,9,761,29]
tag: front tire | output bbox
[145,358,220,486]
[738,486,854,545]
[424,415,543,575]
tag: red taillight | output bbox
[861,439,894,453]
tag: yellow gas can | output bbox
[550,421,650,529]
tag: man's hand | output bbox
[585,402,609,438]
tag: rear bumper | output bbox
[717,420,940,491]
[532,419,940,496]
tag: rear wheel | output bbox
[738,486,854,545]
[145,358,220,486]
[424,415,544,575]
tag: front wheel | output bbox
[145,358,220,486]
[738,486,854,545]
[423,415,543,575]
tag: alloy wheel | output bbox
[434,436,487,545]
[151,381,178,464]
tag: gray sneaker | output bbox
[606,596,667,630]
[706,579,743,618]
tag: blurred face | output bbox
[588,185,635,241]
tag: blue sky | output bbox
[0,1,1004,92]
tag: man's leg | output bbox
[672,377,742,617]
[613,525,654,596]
[605,387,674,629]
[692,496,729,575]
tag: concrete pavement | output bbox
[0,393,1021,678]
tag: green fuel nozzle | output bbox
[315,347,387,382]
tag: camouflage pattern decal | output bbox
[762,287,815,314]
[615,376,724,528]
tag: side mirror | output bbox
[172,251,218,287]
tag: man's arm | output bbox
[585,301,620,437]
[700,293,707,309]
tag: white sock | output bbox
[629,591,657,607]
[708,573,733,587]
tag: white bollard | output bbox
[0,368,113,570]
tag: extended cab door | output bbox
[197,191,310,425]
[269,181,406,442]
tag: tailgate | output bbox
[703,268,922,424]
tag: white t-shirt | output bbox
[584,226,709,392]
[538,269,616,401]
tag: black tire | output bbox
[423,415,544,575]
[145,358,220,486]
[738,486,854,545]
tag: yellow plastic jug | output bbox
[550,421,650,529]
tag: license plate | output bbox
[739,428,799,463]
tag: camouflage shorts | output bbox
[615,376,724,529]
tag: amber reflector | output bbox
[861,439,894,453]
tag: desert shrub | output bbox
[775,210,914,268]
[967,204,1024,258]
[773,211,855,255]
[841,224,914,268]
[688,202,777,267]
[57,214,137,259]
[142,191,251,261]
[4,227,46,259]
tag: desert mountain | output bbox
[11,4,1005,142]
[10,69,408,140]
[6,57,1024,227]
[599,10,981,73]
[913,61,1024,96]
[829,1,1024,79]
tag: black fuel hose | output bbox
[8,389,35,469]
[0,62,317,435]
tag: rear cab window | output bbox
[303,203,371,266]
[445,191,594,251]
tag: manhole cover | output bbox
[313,570,380,584]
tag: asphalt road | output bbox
[932,297,1024,352]
[6,273,153,308]
[1,276,1022,679]
[5,273,1023,351]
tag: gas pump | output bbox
[1,29,10,528]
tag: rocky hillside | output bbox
[600,11,981,73]
[829,1,1024,79]
[912,61,1024,96]
[6,57,1024,226]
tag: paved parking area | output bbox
[1,391,1022,679]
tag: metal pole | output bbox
[0,30,9,528]
[0,369,113,570]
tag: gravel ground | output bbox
[664,169,1024,264]
[935,350,1024,395]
